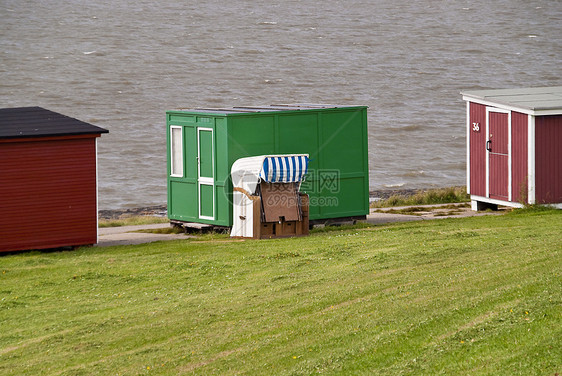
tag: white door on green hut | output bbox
[197,128,215,220]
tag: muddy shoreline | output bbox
[98,188,436,220]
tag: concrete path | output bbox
[96,203,504,246]
[366,211,421,224]
[97,223,193,247]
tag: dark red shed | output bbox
[462,86,562,210]
[0,107,108,252]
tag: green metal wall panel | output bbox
[199,184,214,218]
[169,114,196,123]
[319,110,365,172]
[169,181,197,220]
[215,118,229,184]
[314,109,369,218]
[215,184,230,226]
[184,126,197,180]
[214,119,231,226]
[276,113,321,212]
[198,129,214,179]
[228,116,275,161]
[277,113,319,156]
[319,176,367,217]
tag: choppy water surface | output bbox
[1,0,560,209]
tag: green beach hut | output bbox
[166,104,369,227]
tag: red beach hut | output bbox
[0,107,108,252]
[461,86,562,210]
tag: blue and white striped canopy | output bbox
[231,154,310,195]
[259,155,309,183]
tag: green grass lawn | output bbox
[1,209,560,375]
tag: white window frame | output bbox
[170,125,183,177]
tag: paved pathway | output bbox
[97,223,192,247]
[97,203,504,246]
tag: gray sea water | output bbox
[1,0,561,209]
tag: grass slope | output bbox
[1,209,560,375]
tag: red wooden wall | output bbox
[0,136,98,252]
[535,115,562,204]
[469,102,486,196]
[511,112,528,203]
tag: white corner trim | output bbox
[508,111,512,202]
[528,115,536,204]
[486,107,511,115]
[466,101,471,194]
[485,109,490,197]
[96,138,99,243]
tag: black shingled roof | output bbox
[0,107,109,139]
